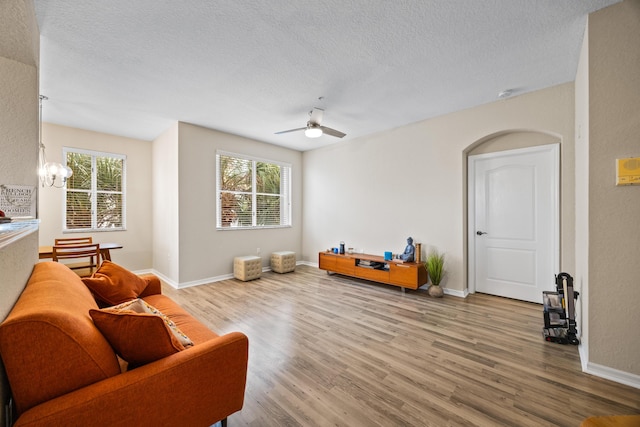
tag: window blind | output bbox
[216,151,291,229]
[64,148,126,231]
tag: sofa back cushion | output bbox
[82,260,149,305]
[0,262,121,415]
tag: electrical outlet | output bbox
[256,248,261,254]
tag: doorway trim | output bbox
[467,143,560,297]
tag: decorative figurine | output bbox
[399,237,415,262]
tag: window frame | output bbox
[216,150,291,230]
[63,147,127,233]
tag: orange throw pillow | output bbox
[82,260,148,305]
[90,299,192,367]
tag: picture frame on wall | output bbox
[0,184,36,219]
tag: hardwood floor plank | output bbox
[161,266,640,426]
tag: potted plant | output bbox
[425,249,445,297]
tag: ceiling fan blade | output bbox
[320,126,346,138]
[274,127,306,135]
[309,107,324,125]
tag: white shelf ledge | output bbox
[0,219,39,250]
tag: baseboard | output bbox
[145,269,179,288]
[584,360,640,390]
[177,273,235,289]
[578,343,589,372]
[132,268,153,276]
[146,264,306,289]
[577,339,640,389]
[144,269,233,289]
[443,287,468,298]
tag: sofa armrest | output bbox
[138,274,162,297]
[14,332,249,427]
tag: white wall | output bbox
[151,123,180,281]
[152,122,303,287]
[302,83,575,295]
[0,1,39,424]
[585,0,640,378]
[38,123,153,271]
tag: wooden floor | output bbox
[162,265,640,427]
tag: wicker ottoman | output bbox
[270,251,296,273]
[233,255,262,281]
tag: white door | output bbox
[468,144,559,303]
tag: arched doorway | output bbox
[467,131,560,303]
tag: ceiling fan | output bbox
[275,107,346,139]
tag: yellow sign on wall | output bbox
[616,157,640,186]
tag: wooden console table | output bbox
[318,251,428,290]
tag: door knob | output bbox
[476,231,488,236]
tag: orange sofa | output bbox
[581,415,640,426]
[0,261,249,427]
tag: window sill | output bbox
[64,228,126,233]
[217,225,292,231]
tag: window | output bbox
[216,151,291,229]
[64,148,126,231]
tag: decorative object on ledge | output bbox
[0,184,36,218]
[426,249,445,298]
[415,243,422,264]
[399,237,415,262]
[38,95,73,188]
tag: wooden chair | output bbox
[54,237,96,271]
[54,237,93,245]
[52,243,101,277]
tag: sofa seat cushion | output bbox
[82,260,149,305]
[143,294,219,345]
[0,262,121,415]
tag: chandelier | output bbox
[38,95,72,188]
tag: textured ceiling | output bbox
[34,0,620,151]
[1,0,38,65]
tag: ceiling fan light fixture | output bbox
[304,125,323,138]
[275,107,344,139]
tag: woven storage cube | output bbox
[270,251,296,274]
[234,255,262,281]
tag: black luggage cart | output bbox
[542,272,579,345]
